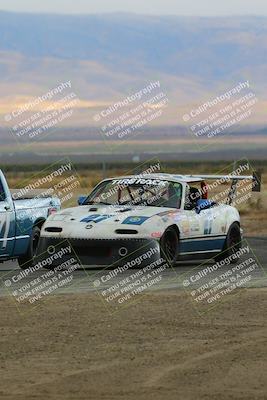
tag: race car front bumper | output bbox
[37,236,161,268]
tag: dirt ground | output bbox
[1,289,267,400]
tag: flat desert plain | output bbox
[1,289,267,400]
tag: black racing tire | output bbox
[160,227,179,266]
[215,222,242,264]
[18,226,41,270]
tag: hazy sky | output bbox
[0,0,266,16]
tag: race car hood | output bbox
[41,204,176,239]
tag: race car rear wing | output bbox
[188,171,262,205]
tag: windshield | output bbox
[84,178,183,209]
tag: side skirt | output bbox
[178,235,226,259]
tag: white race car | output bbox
[38,172,260,267]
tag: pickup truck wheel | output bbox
[215,222,242,264]
[18,226,41,270]
[160,227,179,266]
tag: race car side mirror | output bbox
[78,196,87,205]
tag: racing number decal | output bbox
[0,212,11,249]
[204,210,213,235]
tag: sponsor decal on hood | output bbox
[122,216,150,225]
[80,214,113,223]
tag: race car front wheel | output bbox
[215,222,242,264]
[160,227,179,266]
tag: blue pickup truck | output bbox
[0,170,60,269]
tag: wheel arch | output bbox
[166,224,180,239]
[33,217,46,231]
[227,220,240,231]
[221,220,241,249]
[160,224,180,265]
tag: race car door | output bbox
[184,206,226,255]
[181,183,226,256]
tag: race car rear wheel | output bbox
[160,227,179,266]
[215,222,242,264]
[18,226,41,270]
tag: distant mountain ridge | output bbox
[1,12,267,79]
